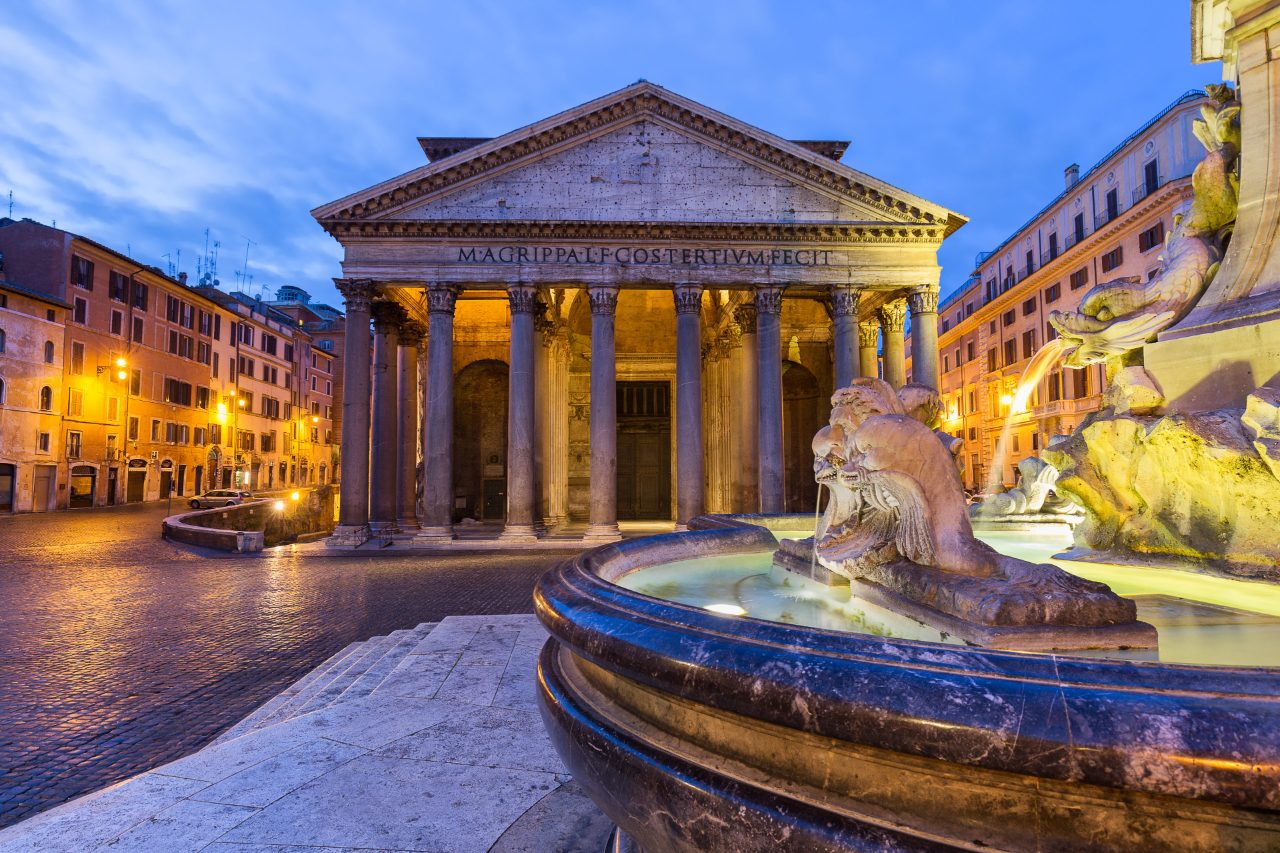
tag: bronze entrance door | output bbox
[615,381,671,521]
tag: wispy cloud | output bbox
[0,1,1214,305]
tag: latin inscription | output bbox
[457,246,832,266]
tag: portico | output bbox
[315,82,963,546]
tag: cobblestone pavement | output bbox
[0,502,577,829]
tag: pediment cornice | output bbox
[313,83,966,236]
[325,218,947,244]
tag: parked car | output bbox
[189,489,254,509]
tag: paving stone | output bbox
[0,501,568,829]
[375,705,565,775]
[100,798,258,851]
[219,754,562,852]
[190,738,368,808]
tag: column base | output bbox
[498,523,540,543]
[393,517,421,540]
[582,523,623,543]
[326,523,372,549]
[413,525,455,545]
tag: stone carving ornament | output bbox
[787,378,1152,645]
[1049,88,1241,366]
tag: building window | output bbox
[238,430,255,452]
[966,341,975,361]
[151,419,161,441]
[1022,297,1036,316]
[195,386,211,409]
[1104,188,1119,223]
[1142,158,1160,198]
[67,388,83,417]
[1022,329,1037,359]
[1032,432,1041,450]
[194,427,207,447]
[131,316,144,343]
[1045,283,1061,304]
[132,280,149,310]
[73,296,87,324]
[109,271,128,301]
[968,390,977,412]
[1072,369,1091,399]
[0,329,5,352]
[1047,232,1059,260]
[1046,322,1058,341]
[318,339,333,352]
[1073,213,1085,243]
[108,397,119,421]
[1070,267,1089,290]
[1001,309,1015,327]
[46,309,54,321]
[210,423,222,445]
[0,377,4,403]
[1138,222,1166,253]
[70,341,84,375]
[986,348,998,372]
[110,309,123,336]
[39,385,53,411]
[66,431,82,459]
[1101,246,1124,273]
[1003,339,1018,366]
[943,355,950,372]
[325,381,331,395]
[1012,434,1020,453]
[1048,371,1062,402]
[71,256,94,290]
[128,416,139,441]
[262,334,278,356]
[37,432,50,453]
[162,378,193,406]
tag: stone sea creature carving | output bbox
[795,378,1150,644]
[1049,89,1241,367]
[971,456,1083,519]
[812,378,1005,578]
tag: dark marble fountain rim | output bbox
[588,516,1280,687]
[536,521,1280,809]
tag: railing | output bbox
[1039,245,1060,267]
[1132,173,1165,203]
[1063,226,1090,251]
[1015,263,1035,282]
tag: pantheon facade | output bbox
[313,83,965,546]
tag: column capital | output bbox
[879,298,908,332]
[733,303,758,333]
[754,284,786,316]
[587,284,619,316]
[723,322,743,349]
[907,286,940,315]
[858,319,881,348]
[398,320,426,348]
[831,284,862,317]
[371,300,408,332]
[672,283,704,315]
[425,282,460,315]
[506,283,540,314]
[335,278,378,312]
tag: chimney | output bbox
[178,271,188,285]
[1064,163,1080,189]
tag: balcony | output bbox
[1132,173,1165,203]
[1015,262,1036,282]
[1063,225,1090,251]
[1039,245,1060,267]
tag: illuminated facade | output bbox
[908,90,1211,489]
[0,219,342,510]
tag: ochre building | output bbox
[907,90,1210,489]
[314,83,965,545]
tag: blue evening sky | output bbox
[0,1,1215,309]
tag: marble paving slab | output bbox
[0,616,613,853]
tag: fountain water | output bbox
[983,337,1067,494]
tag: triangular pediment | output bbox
[313,82,966,235]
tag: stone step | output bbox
[212,640,365,744]
[337,623,438,704]
[286,633,402,718]
[243,634,395,730]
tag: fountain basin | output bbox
[535,515,1280,851]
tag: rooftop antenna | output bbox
[7,190,11,218]
[163,253,173,276]
[235,236,256,291]
[197,228,222,287]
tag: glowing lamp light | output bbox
[114,357,127,368]
[704,603,747,617]
[290,491,300,501]
[273,500,286,512]
[311,416,320,423]
[237,398,247,408]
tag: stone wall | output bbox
[162,487,336,552]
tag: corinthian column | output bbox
[396,321,425,532]
[831,285,861,388]
[584,285,621,542]
[329,279,376,548]
[734,303,759,513]
[755,284,786,513]
[673,283,704,527]
[858,319,880,380]
[908,286,941,391]
[416,283,459,543]
[501,283,539,542]
[369,301,405,537]
[880,299,908,389]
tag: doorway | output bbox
[453,360,509,522]
[106,467,118,505]
[782,362,823,513]
[127,469,146,502]
[616,381,671,521]
[69,465,96,508]
[0,464,14,512]
[158,470,172,501]
[33,465,55,512]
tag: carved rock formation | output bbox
[971,456,1083,523]
[1043,396,1280,579]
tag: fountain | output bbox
[536,5,1280,848]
